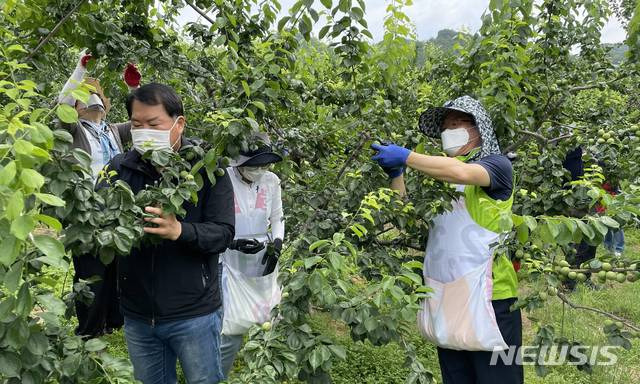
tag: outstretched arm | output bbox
[58,50,91,105]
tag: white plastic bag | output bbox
[221,262,281,335]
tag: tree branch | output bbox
[568,73,631,93]
[557,292,640,332]
[336,131,370,181]
[26,0,87,61]
[184,0,216,25]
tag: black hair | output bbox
[126,83,184,118]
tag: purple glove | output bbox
[371,143,411,168]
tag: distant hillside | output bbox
[603,43,628,64]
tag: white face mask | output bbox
[131,117,181,154]
[441,127,470,156]
[237,166,268,182]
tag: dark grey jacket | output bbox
[59,120,132,155]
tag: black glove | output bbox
[261,238,282,276]
[229,238,265,254]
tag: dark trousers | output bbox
[437,298,523,384]
[72,254,123,338]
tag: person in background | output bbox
[219,132,284,377]
[371,96,522,384]
[98,83,235,383]
[562,147,597,290]
[597,181,625,257]
[58,50,141,180]
[57,50,142,338]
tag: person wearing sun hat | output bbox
[58,50,142,180]
[219,132,285,378]
[371,95,522,383]
[56,50,142,339]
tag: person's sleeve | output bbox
[473,154,513,201]
[177,169,235,255]
[58,62,86,106]
[116,122,132,145]
[269,177,285,241]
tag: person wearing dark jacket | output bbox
[98,83,234,384]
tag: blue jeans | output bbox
[604,229,625,253]
[123,310,224,384]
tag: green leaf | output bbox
[328,344,346,360]
[26,332,48,355]
[590,218,608,237]
[320,0,332,8]
[401,271,423,286]
[309,347,324,371]
[252,101,266,111]
[34,214,62,231]
[0,351,21,377]
[304,256,324,269]
[364,316,378,332]
[0,235,20,267]
[277,16,291,31]
[309,239,330,252]
[516,223,529,243]
[309,270,324,293]
[20,169,45,190]
[35,193,65,207]
[576,220,595,240]
[403,260,423,270]
[0,161,16,185]
[10,215,35,240]
[84,338,107,352]
[32,234,65,262]
[319,25,331,39]
[36,293,66,316]
[599,216,620,229]
[56,104,78,123]
[4,261,23,292]
[523,215,537,231]
[5,190,23,220]
[241,80,251,97]
[342,240,357,258]
[7,44,27,53]
[15,282,33,317]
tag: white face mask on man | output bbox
[237,166,268,182]
[441,127,471,157]
[131,117,182,154]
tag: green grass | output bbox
[65,228,640,383]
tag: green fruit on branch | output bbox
[615,321,624,329]
[547,287,558,296]
[606,271,617,280]
[604,319,614,327]
[559,260,570,267]
[539,292,548,300]
[560,266,571,275]
[568,271,577,280]
[261,321,272,331]
[602,262,612,271]
[616,273,627,283]
[576,273,587,282]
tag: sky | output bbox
[177,0,627,44]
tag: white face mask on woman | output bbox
[131,117,181,154]
[441,127,471,156]
[237,166,268,182]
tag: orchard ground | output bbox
[45,228,640,384]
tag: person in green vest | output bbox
[371,95,522,384]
